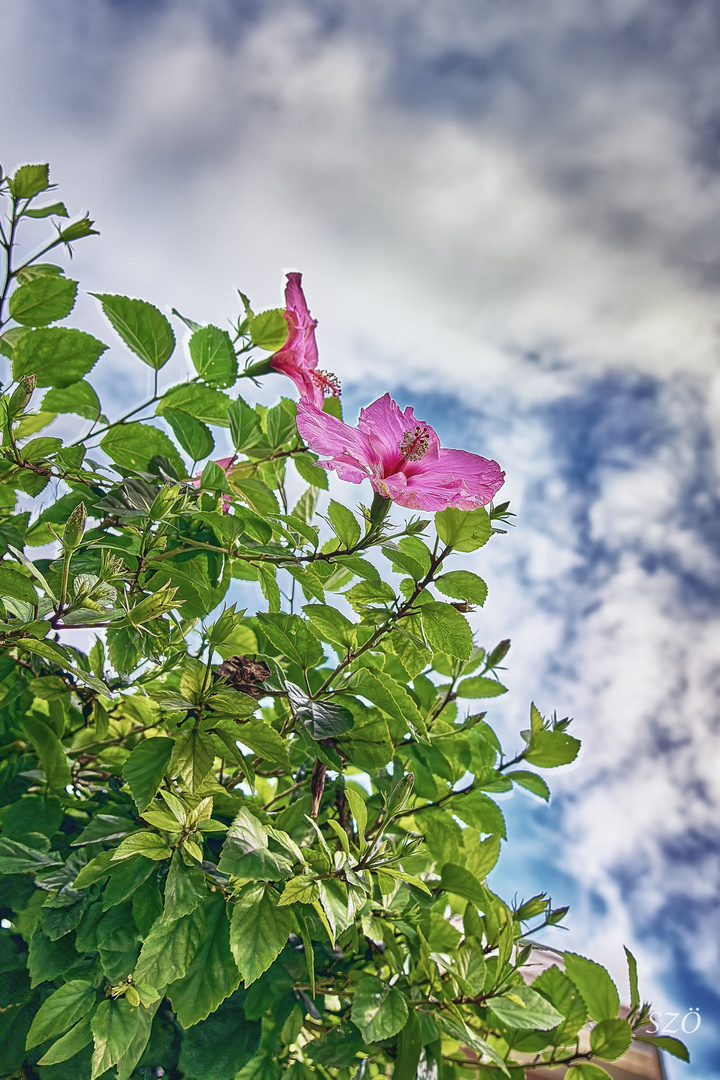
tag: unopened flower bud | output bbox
[385,772,414,818]
[7,374,36,419]
[63,501,87,551]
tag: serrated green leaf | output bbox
[111,832,172,862]
[303,602,356,650]
[590,1018,632,1060]
[167,892,241,1027]
[122,736,174,812]
[278,876,320,906]
[506,770,550,800]
[486,986,564,1030]
[525,729,581,768]
[353,668,427,740]
[435,569,488,605]
[564,953,619,1022]
[92,293,175,370]
[10,275,78,326]
[101,421,186,477]
[251,308,288,350]
[456,675,508,698]
[134,905,206,987]
[158,381,232,426]
[624,945,640,1011]
[0,565,38,604]
[42,380,101,420]
[26,979,95,1049]
[10,163,50,198]
[327,499,361,548]
[171,729,216,793]
[230,882,294,984]
[440,863,486,905]
[420,602,473,659]
[633,1035,690,1062]
[12,326,107,387]
[37,1012,94,1065]
[351,976,408,1042]
[163,406,214,462]
[435,506,492,551]
[189,324,238,387]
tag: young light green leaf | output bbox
[624,944,640,1011]
[486,986,564,1030]
[435,506,492,552]
[590,1018,632,1060]
[506,770,551,801]
[189,324,238,387]
[111,833,173,862]
[9,276,78,326]
[456,675,508,698]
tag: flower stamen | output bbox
[399,424,430,462]
[311,369,342,397]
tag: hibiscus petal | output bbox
[296,398,374,483]
[358,394,439,472]
[403,448,505,511]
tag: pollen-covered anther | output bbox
[311,369,342,397]
[399,424,431,462]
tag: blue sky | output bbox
[3,0,719,1073]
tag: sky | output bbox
[2,0,719,1074]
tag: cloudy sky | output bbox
[3,0,719,1073]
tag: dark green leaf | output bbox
[178,998,261,1080]
[42,380,101,420]
[189,324,238,387]
[134,906,206,988]
[90,997,153,1080]
[350,976,408,1042]
[21,714,71,791]
[266,399,297,447]
[164,406,214,462]
[158,382,232,426]
[435,507,492,551]
[440,863,486,905]
[228,397,263,450]
[26,979,95,1049]
[37,1012,94,1066]
[230,882,294,985]
[9,276,78,326]
[564,953,619,1022]
[101,421,186,478]
[286,684,354,740]
[353,668,427,740]
[624,945,640,1011]
[590,1018,632,1060]
[167,893,241,1028]
[0,564,37,604]
[92,293,175,370]
[12,327,107,387]
[303,603,356,650]
[420,602,473,659]
[122,736,174,812]
[395,1008,423,1080]
[294,452,328,488]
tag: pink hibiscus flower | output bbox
[296,393,505,512]
[270,272,340,407]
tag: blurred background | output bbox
[1,1,718,1075]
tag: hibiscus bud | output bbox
[385,772,414,818]
[63,501,87,551]
[7,374,36,418]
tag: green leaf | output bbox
[92,293,175,369]
[234,478,280,516]
[395,1008,423,1080]
[167,893,241,1028]
[158,382,232,426]
[565,1066,613,1080]
[294,452,328,488]
[486,986,564,1030]
[278,876,320,906]
[21,714,71,791]
[506,771,550,800]
[351,976,408,1043]
[258,612,325,669]
[230,882,294,984]
[24,200,69,219]
[525,729,581,767]
[435,507,492,551]
[37,1012,94,1065]
[189,324,238,387]
[338,708,393,769]
[171,729,216,793]
[26,979,95,1049]
[101,421,186,477]
[435,569,488,606]
[303,602,356,650]
[111,833,173,862]
[451,791,506,837]
[164,851,208,917]
[624,945,640,1011]
[178,999,261,1080]
[9,275,78,326]
[42,380,101,420]
[0,564,38,604]
[233,719,290,769]
[353,668,427,740]
[456,675,508,698]
[228,397,263,450]
[266,399,298,447]
[289,688,355,741]
[345,787,368,847]
[634,1035,690,1062]
[10,163,50,197]
[12,326,107,387]
[134,906,206,987]
[163,406,214,462]
[327,500,361,548]
[122,736,174,812]
[235,1053,283,1080]
[590,1018,632,1060]
[251,308,288,350]
[91,998,153,1080]
[420,602,473,659]
[440,863,486,905]
[564,953,619,1022]
[218,807,293,880]
[531,964,587,1045]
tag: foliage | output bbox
[0,162,687,1079]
